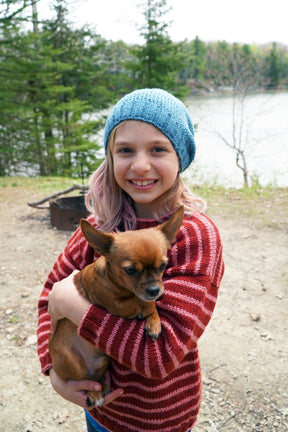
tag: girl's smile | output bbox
[129,178,157,188]
[112,120,179,218]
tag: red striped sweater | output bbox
[37,211,224,432]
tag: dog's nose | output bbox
[146,285,160,299]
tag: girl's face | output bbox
[112,120,179,218]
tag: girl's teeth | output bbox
[133,180,154,186]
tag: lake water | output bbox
[184,91,288,188]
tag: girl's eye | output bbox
[152,146,166,153]
[118,147,133,154]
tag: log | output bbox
[27,184,88,209]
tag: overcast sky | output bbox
[39,0,288,45]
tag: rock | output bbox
[260,331,273,341]
[25,334,37,346]
[249,312,261,322]
[57,408,69,424]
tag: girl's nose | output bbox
[131,153,150,173]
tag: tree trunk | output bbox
[236,150,249,187]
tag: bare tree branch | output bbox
[27,184,88,209]
[0,0,39,23]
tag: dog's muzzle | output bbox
[145,285,160,300]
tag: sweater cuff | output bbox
[42,361,53,376]
[78,304,108,346]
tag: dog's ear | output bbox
[158,206,184,248]
[80,219,114,255]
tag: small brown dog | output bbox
[49,206,184,407]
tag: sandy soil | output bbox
[0,184,287,432]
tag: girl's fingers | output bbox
[103,388,124,406]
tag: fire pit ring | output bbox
[49,196,90,230]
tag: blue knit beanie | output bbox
[104,88,196,172]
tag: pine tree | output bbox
[0,21,37,175]
[191,36,207,81]
[265,42,280,88]
[0,0,117,176]
[126,0,189,98]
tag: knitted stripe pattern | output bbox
[37,211,224,432]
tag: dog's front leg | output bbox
[143,306,161,340]
[108,296,147,319]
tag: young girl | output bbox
[37,88,224,432]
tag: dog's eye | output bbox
[159,262,167,272]
[124,267,138,276]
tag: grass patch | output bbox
[0,176,79,194]
[190,183,288,230]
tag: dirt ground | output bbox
[0,182,287,432]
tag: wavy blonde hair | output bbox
[86,123,205,232]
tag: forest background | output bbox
[1,0,288,181]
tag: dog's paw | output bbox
[86,391,104,407]
[102,384,111,397]
[144,317,161,340]
[145,328,161,340]
[86,385,111,407]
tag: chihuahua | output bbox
[49,206,184,407]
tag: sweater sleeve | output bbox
[78,212,224,380]
[37,221,95,374]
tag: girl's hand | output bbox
[49,368,124,409]
[48,270,91,334]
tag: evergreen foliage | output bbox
[125,0,189,97]
[0,1,120,176]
